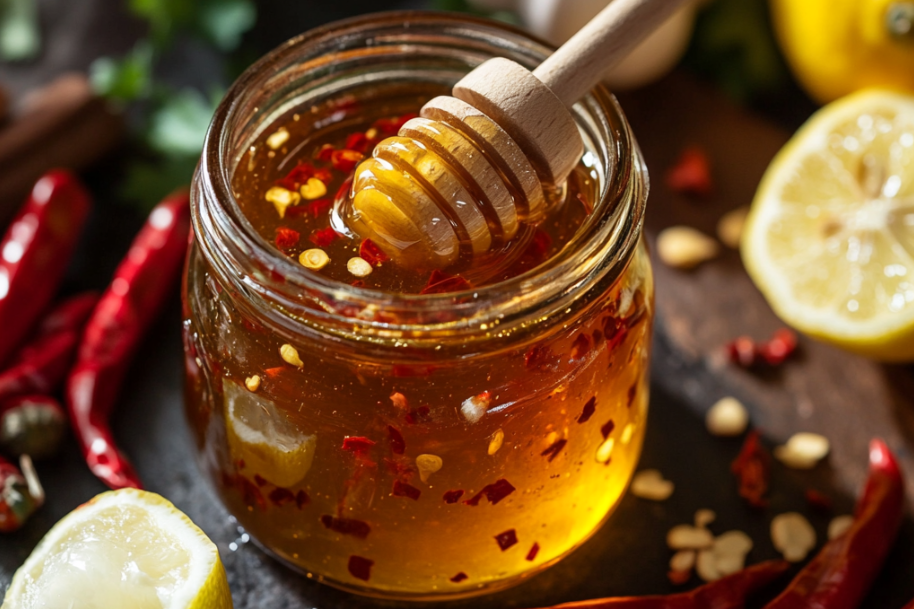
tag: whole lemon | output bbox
[770,0,914,103]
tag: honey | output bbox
[184,13,652,600]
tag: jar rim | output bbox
[196,10,647,340]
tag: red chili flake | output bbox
[464,478,516,506]
[342,436,376,454]
[289,197,332,218]
[392,480,421,500]
[666,146,713,196]
[276,161,315,191]
[383,456,414,481]
[331,149,364,172]
[269,487,295,507]
[373,113,419,135]
[309,227,338,247]
[321,515,371,538]
[264,367,284,379]
[443,489,464,504]
[253,474,267,487]
[274,227,300,250]
[600,419,615,440]
[524,344,558,372]
[805,489,833,512]
[450,572,469,583]
[295,490,310,509]
[345,132,368,152]
[526,542,540,561]
[421,270,472,294]
[348,555,374,581]
[494,529,518,551]
[351,280,365,288]
[731,430,770,508]
[627,384,637,408]
[238,476,267,511]
[314,167,332,183]
[387,425,406,455]
[316,143,335,161]
[577,396,597,424]
[668,569,692,585]
[359,238,390,266]
[570,333,592,361]
[541,438,567,462]
[404,405,431,424]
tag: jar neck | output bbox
[191,11,648,348]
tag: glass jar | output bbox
[184,11,652,600]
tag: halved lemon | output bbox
[742,90,914,361]
[1,488,232,609]
[223,378,316,488]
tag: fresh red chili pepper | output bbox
[764,439,904,609]
[0,394,67,459]
[0,292,98,403]
[529,560,788,609]
[665,146,713,197]
[66,191,191,490]
[0,170,91,368]
[0,454,44,533]
[731,430,770,508]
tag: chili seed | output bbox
[827,514,854,540]
[695,549,720,582]
[265,186,300,218]
[389,391,408,410]
[670,549,696,572]
[416,454,443,483]
[695,509,716,529]
[667,525,714,550]
[712,531,753,576]
[657,226,719,269]
[299,248,330,271]
[595,437,614,464]
[717,206,749,249]
[774,432,830,470]
[630,469,674,501]
[347,257,373,278]
[266,127,290,150]
[300,177,327,200]
[460,391,491,424]
[771,512,816,562]
[705,397,749,437]
[280,344,303,367]
[244,375,261,392]
[487,428,505,455]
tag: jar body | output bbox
[183,12,653,600]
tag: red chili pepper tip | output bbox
[348,555,374,581]
[268,487,295,507]
[494,529,518,551]
[295,490,310,509]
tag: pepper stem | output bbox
[887,2,914,39]
[18,454,44,506]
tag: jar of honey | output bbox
[184,11,652,600]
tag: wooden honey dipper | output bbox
[342,0,690,274]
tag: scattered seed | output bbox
[670,550,696,572]
[631,469,674,501]
[695,509,716,529]
[595,437,615,464]
[656,226,719,269]
[265,186,301,218]
[774,433,830,469]
[695,549,720,582]
[706,397,749,437]
[713,530,753,565]
[299,248,330,270]
[488,428,505,455]
[621,423,635,444]
[416,454,443,483]
[771,512,816,562]
[347,257,373,278]
[717,206,749,248]
[280,344,303,367]
[667,525,714,550]
[266,127,290,150]
[300,177,327,200]
[244,375,261,392]
[460,391,491,424]
[828,515,854,540]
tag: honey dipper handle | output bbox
[532,0,692,108]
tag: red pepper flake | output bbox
[570,333,592,361]
[289,197,332,218]
[238,476,267,511]
[731,430,770,508]
[384,456,414,481]
[345,132,369,153]
[392,365,434,378]
[316,143,335,161]
[600,419,615,440]
[331,149,364,172]
[443,489,464,504]
[350,280,365,288]
[308,227,338,247]
[269,487,295,507]
[464,478,516,506]
[275,161,315,191]
[264,366,284,379]
[342,436,376,454]
[526,542,540,561]
[805,489,833,512]
[668,569,692,585]
[450,572,469,583]
[494,529,518,551]
[274,227,300,250]
[577,396,597,424]
[404,405,431,424]
[541,438,568,462]
[314,167,332,183]
[359,238,390,266]
[387,425,406,455]
[373,113,419,135]
[253,474,267,487]
[295,490,310,509]
[321,515,371,538]
[627,384,637,408]
[348,555,374,581]
[666,146,713,196]
[524,344,558,372]
[421,270,472,294]
[392,480,421,500]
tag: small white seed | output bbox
[299,248,330,270]
[717,206,749,249]
[714,551,747,577]
[487,429,505,455]
[695,509,716,529]
[265,186,300,218]
[595,437,615,464]
[705,397,749,437]
[300,177,327,200]
[713,530,753,558]
[347,257,373,278]
[657,226,719,270]
[244,375,261,392]
[280,344,303,367]
[670,550,696,572]
[695,549,720,582]
[631,469,674,501]
[828,515,854,540]
[460,392,490,424]
[774,433,830,469]
[266,127,290,150]
[621,423,635,444]
[667,525,714,550]
[416,454,443,484]
[771,512,816,562]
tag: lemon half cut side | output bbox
[1,488,232,609]
[742,90,914,361]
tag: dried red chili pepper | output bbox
[275,161,314,191]
[667,570,691,586]
[731,430,769,508]
[345,132,370,154]
[764,439,904,609]
[0,394,66,459]
[570,333,592,361]
[268,487,295,507]
[287,197,331,218]
[0,454,44,532]
[295,490,310,509]
[274,227,300,250]
[309,227,338,247]
[665,146,712,197]
[525,344,559,372]
[531,560,789,609]
[0,292,98,403]
[0,171,92,368]
[66,191,191,490]
[316,143,335,161]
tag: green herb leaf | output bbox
[119,155,198,210]
[89,42,154,103]
[0,0,40,61]
[147,87,220,157]
[128,0,194,46]
[196,0,256,52]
